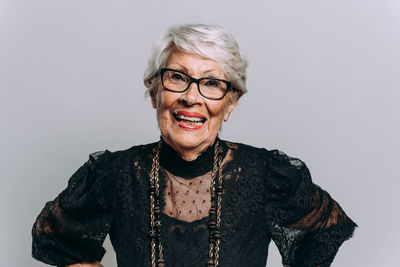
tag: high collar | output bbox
[159,137,226,179]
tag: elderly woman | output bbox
[32,24,356,267]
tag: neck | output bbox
[159,136,223,179]
[177,146,210,161]
[162,139,217,162]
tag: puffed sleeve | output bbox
[264,150,357,267]
[32,150,115,266]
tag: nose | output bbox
[180,82,201,106]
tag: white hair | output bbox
[143,24,248,99]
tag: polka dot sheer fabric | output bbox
[163,171,212,222]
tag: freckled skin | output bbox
[151,50,238,161]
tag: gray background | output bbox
[1,0,399,266]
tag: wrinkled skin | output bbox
[150,49,238,161]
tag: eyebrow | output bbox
[167,65,224,79]
[202,70,224,78]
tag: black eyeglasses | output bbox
[159,68,232,100]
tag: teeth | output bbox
[184,121,202,126]
[177,114,204,122]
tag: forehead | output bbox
[166,49,224,77]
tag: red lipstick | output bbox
[176,111,206,119]
[173,110,206,130]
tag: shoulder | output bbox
[61,142,159,206]
[222,139,307,169]
[222,139,269,159]
[87,142,158,167]
[223,140,313,198]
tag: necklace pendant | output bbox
[157,258,165,267]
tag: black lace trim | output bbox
[159,136,227,178]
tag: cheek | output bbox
[208,102,230,125]
[155,92,175,127]
[157,90,178,109]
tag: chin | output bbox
[173,133,207,149]
[160,119,219,155]
[166,128,217,153]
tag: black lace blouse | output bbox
[32,139,357,267]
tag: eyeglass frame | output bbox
[158,68,233,100]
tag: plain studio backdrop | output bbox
[1,0,399,266]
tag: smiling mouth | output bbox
[173,112,207,126]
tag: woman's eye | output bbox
[204,79,220,88]
[171,73,184,81]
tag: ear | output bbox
[150,89,157,109]
[223,98,238,122]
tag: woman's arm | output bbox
[265,150,357,266]
[66,261,103,267]
[32,151,115,266]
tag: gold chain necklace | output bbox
[149,140,224,267]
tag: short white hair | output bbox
[143,24,248,99]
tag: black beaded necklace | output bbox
[149,140,224,267]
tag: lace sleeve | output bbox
[32,151,115,266]
[265,150,357,267]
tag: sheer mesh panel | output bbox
[161,147,234,223]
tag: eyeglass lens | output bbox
[162,69,228,100]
